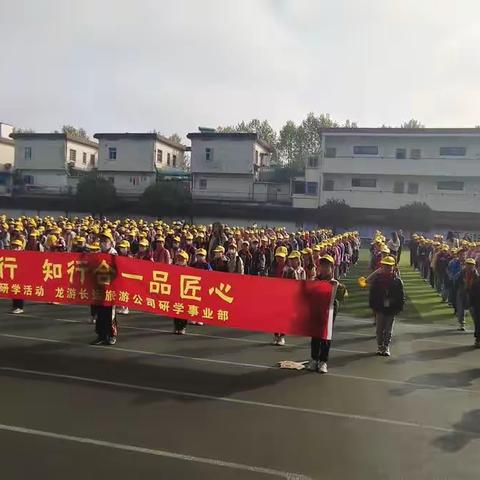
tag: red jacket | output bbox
[153,247,171,264]
[135,251,153,261]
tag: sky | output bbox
[2,0,480,139]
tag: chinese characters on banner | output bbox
[0,251,336,339]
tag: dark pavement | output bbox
[0,300,479,479]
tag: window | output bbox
[323,179,334,191]
[205,147,213,161]
[90,154,95,166]
[173,154,177,167]
[395,148,406,159]
[440,147,466,156]
[24,175,34,184]
[82,152,87,165]
[69,149,76,162]
[108,147,117,160]
[107,177,115,185]
[306,182,318,195]
[353,146,378,155]
[325,147,336,158]
[352,178,377,188]
[167,153,171,166]
[393,181,405,193]
[24,147,32,160]
[199,178,207,190]
[308,155,319,167]
[410,148,421,160]
[255,151,259,165]
[407,182,419,194]
[157,149,163,163]
[293,181,306,194]
[437,181,464,191]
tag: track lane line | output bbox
[0,366,475,437]
[0,421,310,480]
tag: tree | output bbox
[318,199,353,229]
[277,120,302,166]
[12,127,35,133]
[141,182,192,216]
[61,125,89,139]
[217,118,277,148]
[168,133,183,145]
[217,113,358,169]
[400,119,425,129]
[394,202,433,232]
[75,172,117,216]
[343,119,358,128]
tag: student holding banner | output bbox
[10,239,25,314]
[91,231,118,345]
[307,255,347,373]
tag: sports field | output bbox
[0,254,479,479]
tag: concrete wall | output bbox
[20,170,69,192]
[190,137,256,174]
[98,137,155,173]
[66,140,98,170]
[14,137,66,170]
[0,142,14,166]
[0,124,13,139]
[192,174,254,200]
[154,140,185,170]
[292,195,319,209]
[101,171,156,196]
[252,182,290,203]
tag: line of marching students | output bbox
[409,231,480,347]
[0,215,359,366]
[359,231,406,357]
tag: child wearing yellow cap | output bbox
[368,256,405,356]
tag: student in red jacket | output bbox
[135,238,153,261]
[153,235,171,264]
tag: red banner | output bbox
[0,251,336,338]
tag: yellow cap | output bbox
[117,239,130,249]
[381,256,396,266]
[100,230,113,242]
[319,254,335,264]
[288,250,301,259]
[465,258,476,265]
[196,248,207,256]
[11,239,23,247]
[214,245,225,254]
[176,250,189,261]
[139,238,149,247]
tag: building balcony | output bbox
[323,156,480,177]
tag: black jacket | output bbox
[369,273,405,315]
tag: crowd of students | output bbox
[409,231,480,346]
[1,215,360,370]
